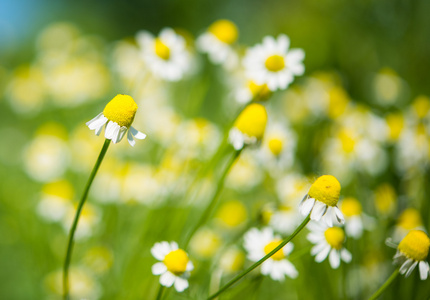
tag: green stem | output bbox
[183,148,242,248]
[368,269,399,300]
[63,139,110,300]
[207,214,311,300]
[155,285,165,300]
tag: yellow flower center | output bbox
[234,103,268,140]
[324,227,345,250]
[386,113,404,141]
[154,38,170,60]
[42,180,74,199]
[208,19,238,44]
[103,94,138,127]
[265,55,285,72]
[268,138,283,156]
[216,200,247,228]
[248,81,271,101]
[163,249,189,275]
[398,208,423,230]
[340,197,362,217]
[338,130,355,153]
[412,95,430,119]
[398,230,430,261]
[328,87,349,119]
[308,175,341,207]
[264,239,285,260]
[374,183,396,214]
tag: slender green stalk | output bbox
[368,269,399,300]
[63,139,110,300]
[155,285,165,300]
[207,214,311,300]
[183,148,242,248]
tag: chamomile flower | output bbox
[307,222,352,269]
[151,241,194,292]
[37,179,74,222]
[339,197,374,239]
[235,80,272,104]
[299,175,344,227]
[228,103,268,150]
[393,230,430,280]
[243,227,298,281]
[136,28,192,81]
[243,34,305,91]
[86,94,146,146]
[197,19,239,70]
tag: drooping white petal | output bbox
[152,262,167,275]
[340,248,352,263]
[334,206,345,224]
[322,207,334,227]
[419,261,430,280]
[104,121,117,140]
[399,259,413,275]
[174,277,189,292]
[95,123,104,136]
[405,261,418,277]
[127,130,135,147]
[159,271,176,287]
[329,249,341,269]
[111,124,121,144]
[281,259,298,279]
[186,260,194,272]
[86,113,107,130]
[130,126,147,139]
[117,126,128,143]
[310,201,327,221]
[315,244,331,263]
[299,197,315,216]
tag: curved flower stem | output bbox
[183,148,242,249]
[63,139,110,300]
[368,269,399,300]
[207,214,311,300]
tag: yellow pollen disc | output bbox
[163,249,189,275]
[248,81,271,101]
[412,95,430,119]
[398,208,423,230]
[102,94,138,127]
[265,55,285,72]
[386,113,404,141]
[398,230,430,261]
[42,180,74,199]
[208,19,238,44]
[154,38,170,60]
[234,103,268,139]
[324,227,345,250]
[340,197,362,217]
[308,175,341,207]
[216,200,247,228]
[268,138,283,156]
[338,130,355,153]
[264,239,285,260]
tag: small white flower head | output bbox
[197,19,239,70]
[136,28,192,81]
[235,80,272,104]
[228,103,268,150]
[243,227,298,281]
[86,94,146,146]
[394,230,430,280]
[151,241,194,292]
[37,179,74,222]
[243,34,305,91]
[299,175,344,227]
[307,222,352,269]
[339,197,374,239]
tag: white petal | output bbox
[283,243,294,256]
[345,217,363,239]
[311,242,327,256]
[399,259,413,275]
[419,261,429,280]
[269,262,284,281]
[405,261,418,277]
[340,248,352,263]
[130,126,147,139]
[261,260,273,276]
[322,207,334,227]
[117,126,128,142]
[299,197,315,216]
[174,277,189,292]
[315,244,331,263]
[334,207,345,224]
[86,113,106,129]
[105,121,118,140]
[152,262,167,275]
[281,259,298,279]
[127,130,135,147]
[307,233,325,244]
[329,249,340,269]
[95,124,104,136]
[186,260,194,272]
[159,271,176,287]
[151,241,171,260]
[111,124,121,144]
[170,241,179,250]
[310,201,327,221]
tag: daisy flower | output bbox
[196,19,239,70]
[307,222,352,269]
[86,94,146,146]
[339,197,374,239]
[393,230,430,280]
[243,34,305,91]
[228,103,268,150]
[151,241,194,292]
[136,28,192,81]
[243,227,298,281]
[298,175,344,227]
[235,80,272,104]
